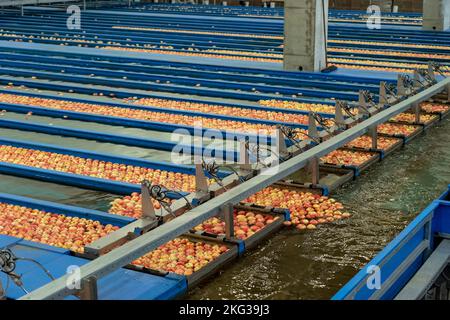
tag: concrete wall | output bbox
[423,0,450,31]
[283,0,328,72]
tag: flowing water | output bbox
[188,117,450,299]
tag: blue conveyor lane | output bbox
[0,235,187,300]
[0,137,222,197]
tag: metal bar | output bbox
[20,78,450,300]
[394,241,450,300]
[223,204,234,240]
[370,240,430,300]
[368,126,378,149]
[76,277,98,300]
[413,102,421,123]
[310,157,320,185]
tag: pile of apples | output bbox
[131,237,229,276]
[391,113,437,124]
[242,187,350,230]
[321,149,374,166]
[378,123,419,137]
[111,184,350,232]
[103,46,281,63]
[0,93,278,135]
[330,47,450,60]
[109,192,173,219]
[330,57,422,69]
[330,39,450,51]
[421,103,449,114]
[259,100,337,114]
[329,58,447,75]
[112,26,283,40]
[0,202,119,253]
[2,32,98,45]
[0,145,197,192]
[331,62,414,75]
[204,48,282,59]
[345,136,400,151]
[133,97,310,125]
[192,209,278,240]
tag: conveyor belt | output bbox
[0,235,186,300]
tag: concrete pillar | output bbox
[283,0,328,72]
[423,0,450,31]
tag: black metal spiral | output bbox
[202,159,226,189]
[277,125,305,149]
[142,181,193,218]
[401,74,415,89]
[312,112,335,135]
[0,249,16,274]
[384,82,400,100]
[339,102,357,120]
[149,184,167,202]
[1,248,55,297]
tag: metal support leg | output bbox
[368,126,378,149]
[195,163,209,193]
[77,277,98,300]
[358,91,371,117]
[309,157,320,185]
[412,102,421,123]
[21,6,24,16]
[222,204,234,240]
[379,81,388,108]
[0,280,4,300]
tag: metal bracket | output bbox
[76,277,98,300]
[358,91,371,117]
[141,182,157,220]
[239,140,252,171]
[308,112,320,141]
[413,70,423,89]
[428,63,437,83]
[397,74,408,96]
[195,163,209,193]
[334,101,346,126]
[275,127,288,154]
[379,81,388,108]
